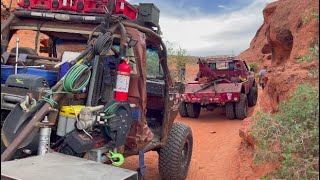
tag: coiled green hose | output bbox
[63,64,92,93]
[41,64,91,107]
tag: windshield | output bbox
[208,61,235,71]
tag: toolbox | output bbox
[113,0,138,20]
[17,0,139,20]
[138,3,160,26]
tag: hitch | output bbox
[107,151,124,167]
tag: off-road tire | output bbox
[235,94,248,120]
[225,103,236,120]
[178,102,189,117]
[10,47,38,55]
[248,84,258,107]
[159,122,193,180]
[186,103,201,118]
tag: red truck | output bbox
[179,57,258,120]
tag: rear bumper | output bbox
[181,92,241,104]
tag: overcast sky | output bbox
[128,0,271,57]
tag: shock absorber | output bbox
[38,116,52,155]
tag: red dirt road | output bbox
[122,64,259,179]
[123,106,257,180]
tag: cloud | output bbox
[217,5,232,10]
[128,0,271,56]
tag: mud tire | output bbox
[235,94,248,120]
[159,122,193,180]
[225,103,236,120]
[186,103,201,118]
[179,102,189,117]
[248,84,258,107]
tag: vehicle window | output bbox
[146,48,163,78]
[209,62,235,71]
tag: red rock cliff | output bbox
[239,0,319,112]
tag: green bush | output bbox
[252,84,319,179]
[298,42,319,63]
[248,62,259,73]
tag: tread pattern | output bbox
[248,83,258,107]
[235,94,248,120]
[225,103,236,120]
[178,102,189,117]
[159,122,193,180]
[186,103,201,118]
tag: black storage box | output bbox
[5,74,49,90]
[138,3,160,27]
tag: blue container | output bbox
[26,68,58,87]
[59,62,70,80]
[131,108,141,121]
[1,65,27,84]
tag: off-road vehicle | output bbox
[1,1,192,179]
[179,57,258,120]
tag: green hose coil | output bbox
[63,64,92,93]
[40,64,92,107]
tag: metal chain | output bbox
[1,1,11,19]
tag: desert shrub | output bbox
[252,84,319,179]
[167,44,188,82]
[248,62,259,72]
[298,42,319,63]
[311,11,319,22]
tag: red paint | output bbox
[17,0,138,19]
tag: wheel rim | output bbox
[181,138,190,170]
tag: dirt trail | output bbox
[123,64,262,179]
[123,106,258,180]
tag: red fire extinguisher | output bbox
[115,58,131,101]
